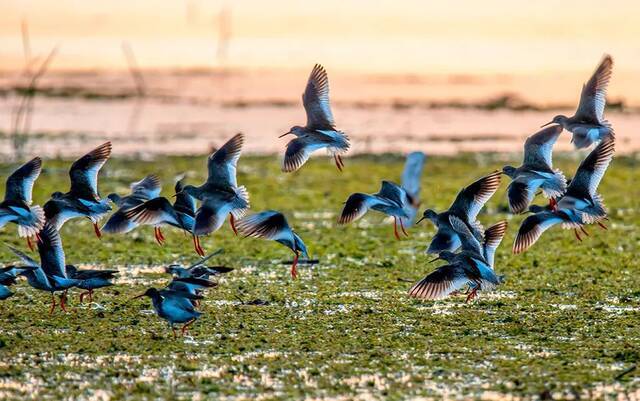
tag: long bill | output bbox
[278,131,292,138]
[540,121,554,128]
[415,216,426,224]
[132,293,146,300]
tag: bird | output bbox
[165,276,217,307]
[0,157,45,250]
[541,55,614,149]
[513,135,615,253]
[102,174,162,235]
[43,142,113,237]
[9,224,80,313]
[165,249,234,279]
[121,197,189,247]
[0,265,35,300]
[236,210,309,279]
[280,64,350,172]
[409,215,508,302]
[417,171,501,254]
[177,133,250,256]
[400,151,427,227]
[338,180,411,240]
[502,125,567,214]
[65,265,117,303]
[132,287,203,338]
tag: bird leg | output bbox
[333,155,343,172]
[229,214,238,235]
[597,221,608,230]
[59,290,68,313]
[192,235,205,257]
[393,217,401,240]
[49,294,57,315]
[574,229,582,242]
[92,222,102,239]
[79,291,87,303]
[87,289,94,303]
[154,227,164,245]
[26,236,35,251]
[172,326,178,340]
[549,198,558,212]
[158,228,166,242]
[465,287,479,303]
[580,226,590,237]
[291,252,299,279]
[399,218,409,237]
[181,318,197,336]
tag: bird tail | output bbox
[541,169,567,199]
[231,186,250,219]
[17,205,45,238]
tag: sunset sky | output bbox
[1,0,638,75]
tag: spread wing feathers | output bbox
[6,244,39,267]
[102,210,138,234]
[576,54,613,123]
[507,179,538,214]
[483,220,508,268]
[206,133,244,188]
[449,171,501,222]
[448,215,483,255]
[37,223,67,278]
[130,174,161,200]
[513,212,565,254]
[302,64,335,129]
[427,230,462,254]
[67,266,117,280]
[567,135,615,199]
[408,265,469,300]
[123,197,182,228]
[523,125,563,169]
[377,181,407,207]
[236,210,291,241]
[5,157,42,204]
[338,193,391,224]
[282,137,328,173]
[401,152,426,200]
[69,142,112,200]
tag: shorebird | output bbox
[43,142,113,237]
[65,265,117,303]
[165,249,233,279]
[338,180,411,240]
[400,151,427,227]
[9,224,80,313]
[121,196,189,246]
[103,174,162,235]
[0,157,45,250]
[178,133,250,256]
[0,265,35,300]
[502,125,567,214]
[236,210,309,279]
[409,216,508,302]
[513,135,615,253]
[417,171,501,254]
[133,287,202,338]
[541,55,614,149]
[281,64,350,172]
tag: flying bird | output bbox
[338,180,411,240]
[43,142,113,237]
[0,265,35,300]
[165,249,233,279]
[417,171,501,254]
[400,151,427,227]
[542,55,614,149]
[502,125,567,213]
[281,64,350,172]
[0,157,45,250]
[103,174,162,235]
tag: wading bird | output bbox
[103,174,162,236]
[400,151,427,227]
[165,249,233,279]
[132,287,202,338]
[281,64,350,172]
[65,265,117,303]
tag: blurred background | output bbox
[0,0,638,158]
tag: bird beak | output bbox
[415,216,426,224]
[132,293,146,300]
[540,121,554,128]
[428,257,441,263]
[279,131,292,138]
[172,191,182,198]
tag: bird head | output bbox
[107,193,121,205]
[501,165,517,178]
[428,250,456,264]
[176,185,199,198]
[280,126,304,138]
[541,116,566,128]
[416,209,437,224]
[132,287,159,300]
[50,191,64,199]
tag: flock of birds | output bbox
[0,55,617,337]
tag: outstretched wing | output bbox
[523,125,563,169]
[206,133,244,188]
[69,142,112,200]
[282,136,329,173]
[6,244,39,267]
[377,181,407,207]
[5,157,42,204]
[236,210,292,241]
[338,193,392,224]
[448,215,483,256]
[130,174,161,200]
[513,212,565,254]
[37,223,67,278]
[483,220,508,268]
[302,64,335,130]
[575,54,613,124]
[449,171,501,222]
[408,264,468,300]
[566,135,615,199]
[123,197,183,228]
[401,152,426,200]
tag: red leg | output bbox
[291,252,299,279]
[35,232,42,243]
[79,291,87,304]
[181,318,196,336]
[158,227,166,241]
[196,236,205,257]
[334,155,343,172]
[26,236,34,251]
[549,198,558,212]
[172,327,178,339]
[574,229,582,242]
[337,154,344,169]
[93,222,102,239]
[465,287,478,303]
[49,294,57,315]
[229,214,238,235]
[88,289,93,303]
[59,291,68,312]
[580,226,590,236]
[597,221,608,230]
[393,217,401,240]
[399,217,409,237]
[154,227,164,245]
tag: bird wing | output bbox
[6,244,39,267]
[523,125,563,169]
[173,178,197,215]
[506,178,540,214]
[449,171,501,222]
[427,229,462,254]
[482,220,508,268]
[408,264,469,300]
[186,248,224,269]
[123,197,183,228]
[575,54,613,124]
[69,142,112,200]
[302,64,335,130]
[377,181,408,207]
[130,174,161,200]
[566,135,615,199]
[4,157,42,204]
[282,136,329,173]
[513,211,565,254]
[37,223,67,278]
[236,210,292,241]
[401,152,426,200]
[448,215,483,256]
[206,133,244,188]
[338,193,391,224]
[192,202,232,236]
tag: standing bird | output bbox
[542,55,614,149]
[9,224,80,313]
[513,135,615,253]
[102,174,162,235]
[409,216,508,302]
[236,211,309,279]
[0,266,35,300]
[502,125,567,214]
[43,142,113,237]
[132,288,202,338]
[417,171,502,254]
[400,151,427,227]
[65,265,117,303]
[281,64,350,172]
[338,181,411,240]
[0,157,45,250]
[178,133,250,256]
